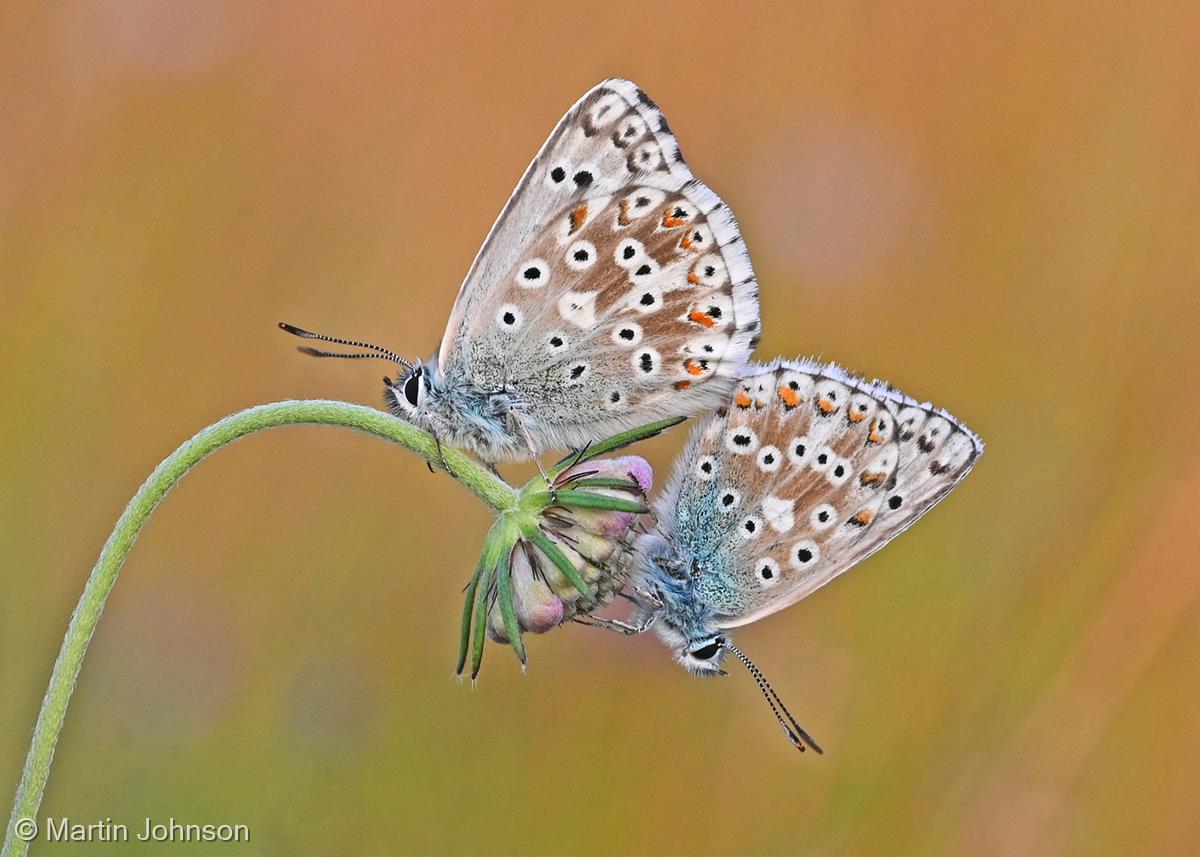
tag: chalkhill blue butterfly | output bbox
[585,359,983,752]
[282,79,761,464]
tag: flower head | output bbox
[456,418,681,679]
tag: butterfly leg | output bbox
[433,433,456,478]
[618,585,663,609]
[573,612,658,636]
[512,413,555,498]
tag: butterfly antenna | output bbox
[278,322,412,369]
[720,639,823,754]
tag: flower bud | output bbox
[459,416,683,679]
[487,543,562,643]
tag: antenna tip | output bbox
[296,346,323,357]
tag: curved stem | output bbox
[2,400,514,857]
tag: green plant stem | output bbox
[2,400,514,857]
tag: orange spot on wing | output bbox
[734,390,753,409]
[849,509,874,527]
[617,199,631,226]
[848,409,867,423]
[569,204,589,234]
[662,206,687,228]
[688,309,716,328]
[687,271,700,284]
[818,397,836,414]
[673,380,691,390]
[685,360,705,376]
[778,386,800,408]
[860,471,886,487]
[868,419,885,443]
[680,233,695,251]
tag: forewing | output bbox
[659,359,983,627]
[439,79,760,443]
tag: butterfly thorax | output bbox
[633,532,729,676]
[386,359,526,463]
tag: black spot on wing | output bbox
[636,89,659,110]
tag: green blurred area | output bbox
[2,2,1198,855]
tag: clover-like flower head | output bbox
[457,419,680,679]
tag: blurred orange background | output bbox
[2,2,1198,855]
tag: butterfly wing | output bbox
[437,79,760,449]
[659,359,983,627]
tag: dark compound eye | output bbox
[403,372,422,407]
[689,642,720,660]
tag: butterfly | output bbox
[281,79,762,464]
[585,358,983,752]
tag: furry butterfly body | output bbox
[381,79,762,462]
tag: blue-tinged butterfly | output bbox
[581,359,983,752]
[281,79,761,464]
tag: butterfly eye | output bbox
[689,641,720,660]
[403,372,423,408]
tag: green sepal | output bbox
[494,545,526,668]
[549,416,686,477]
[565,477,645,492]
[461,519,512,679]
[470,559,495,679]
[455,566,481,676]
[524,525,595,601]
[549,489,649,514]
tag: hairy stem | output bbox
[2,400,514,857]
